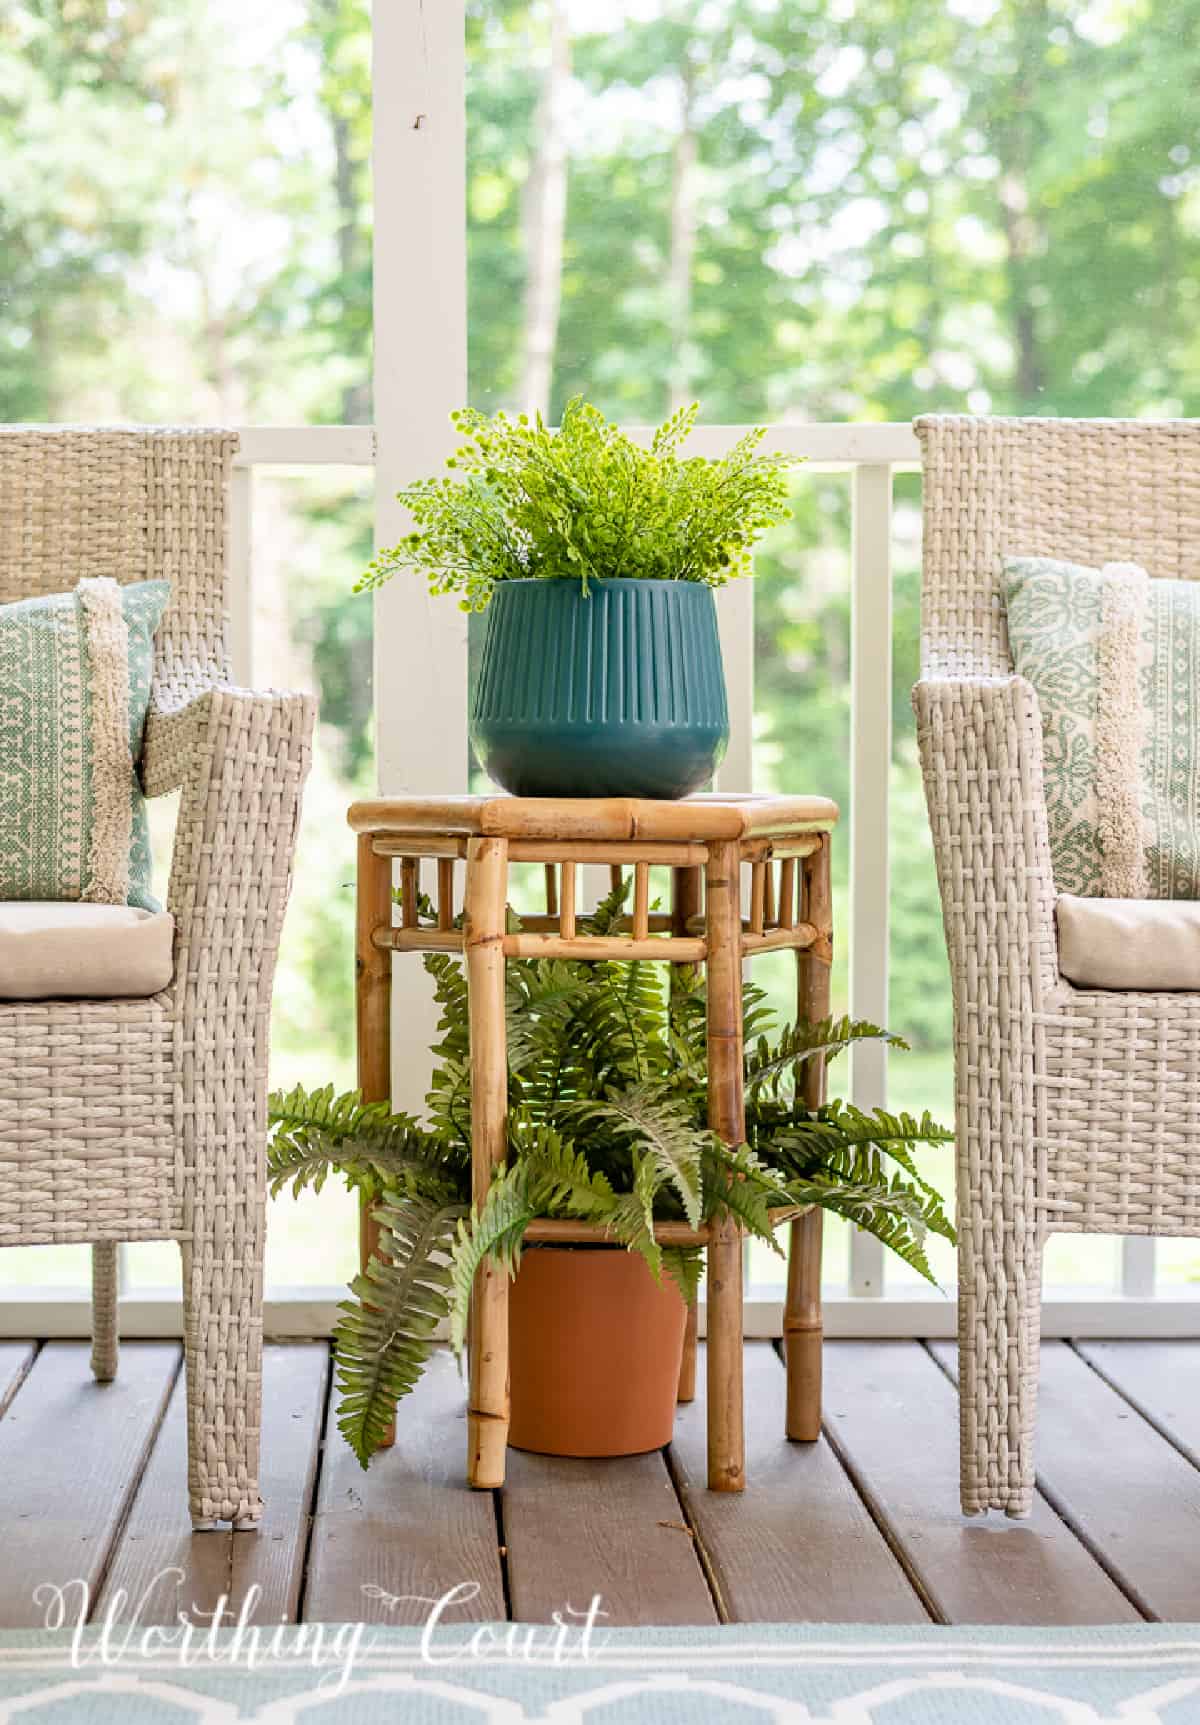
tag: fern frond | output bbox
[741,977,775,1045]
[509,1113,618,1219]
[768,1103,954,1236]
[423,952,471,1062]
[333,1193,464,1466]
[581,875,631,935]
[568,1082,703,1226]
[744,1017,906,1098]
[605,1153,663,1278]
[267,1084,462,1199]
[447,1165,538,1352]
[662,1245,704,1305]
[775,1167,945,1283]
[701,1138,787,1248]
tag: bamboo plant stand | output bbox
[348,792,838,1493]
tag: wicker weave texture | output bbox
[0,429,316,1527]
[914,414,1200,1518]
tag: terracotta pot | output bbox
[508,1244,687,1457]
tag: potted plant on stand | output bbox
[356,398,796,799]
[268,880,953,1467]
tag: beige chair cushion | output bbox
[1057,894,1200,990]
[0,902,174,999]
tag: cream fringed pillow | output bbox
[1004,555,1200,900]
[0,578,170,910]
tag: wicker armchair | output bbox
[913,415,1200,1517]
[0,429,316,1529]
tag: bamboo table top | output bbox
[347,791,839,842]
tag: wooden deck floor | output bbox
[1,1338,1198,1628]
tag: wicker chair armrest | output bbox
[154,685,317,985]
[912,672,1059,1005]
[143,682,224,799]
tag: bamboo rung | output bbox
[741,924,822,955]
[750,862,766,935]
[507,912,674,935]
[522,1204,809,1249]
[779,857,796,928]
[437,857,455,930]
[374,927,464,953]
[682,915,819,951]
[400,858,419,928]
[504,933,706,962]
[633,863,650,939]
[560,860,576,939]
[372,834,468,859]
[507,840,710,865]
[739,835,822,863]
[524,1218,714,1246]
[544,863,558,916]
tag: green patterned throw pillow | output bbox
[1005,555,1200,900]
[0,578,170,910]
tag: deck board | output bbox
[0,1341,179,1628]
[933,1339,1200,1622]
[0,1343,35,1418]
[669,1344,927,1623]
[303,1348,506,1625]
[826,1341,1139,1624]
[96,1344,328,1626]
[1076,1341,1200,1470]
[503,1446,717,1626]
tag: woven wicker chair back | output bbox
[0,427,237,703]
[915,415,1200,681]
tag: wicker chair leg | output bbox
[90,1242,119,1382]
[181,1228,265,1533]
[958,1222,1043,1519]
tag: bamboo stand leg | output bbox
[465,836,511,1488]
[704,838,745,1492]
[672,863,704,1404]
[677,1299,698,1404]
[356,833,396,1449]
[784,833,832,1441]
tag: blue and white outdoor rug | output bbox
[4,1624,1200,1723]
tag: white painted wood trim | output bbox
[233,426,376,466]
[848,463,893,1298]
[371,0,470,1114]
[3,1288,1196,1342]
[229,422,920,469]
[371,0,468,802]
[1121,1235,1158,1298]
[714,578,754,794]
[227,464,254,687]
[622,422,921,465]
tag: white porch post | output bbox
[848,463,893,1298]
[372,0,470,1107]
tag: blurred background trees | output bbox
[3,0,1198,1284]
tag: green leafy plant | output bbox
[356,397,797,611]
[268,882,954,1467]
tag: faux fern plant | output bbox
[267,882,953,1466]
[356,397,796,612]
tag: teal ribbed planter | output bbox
[471,578,729,800]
